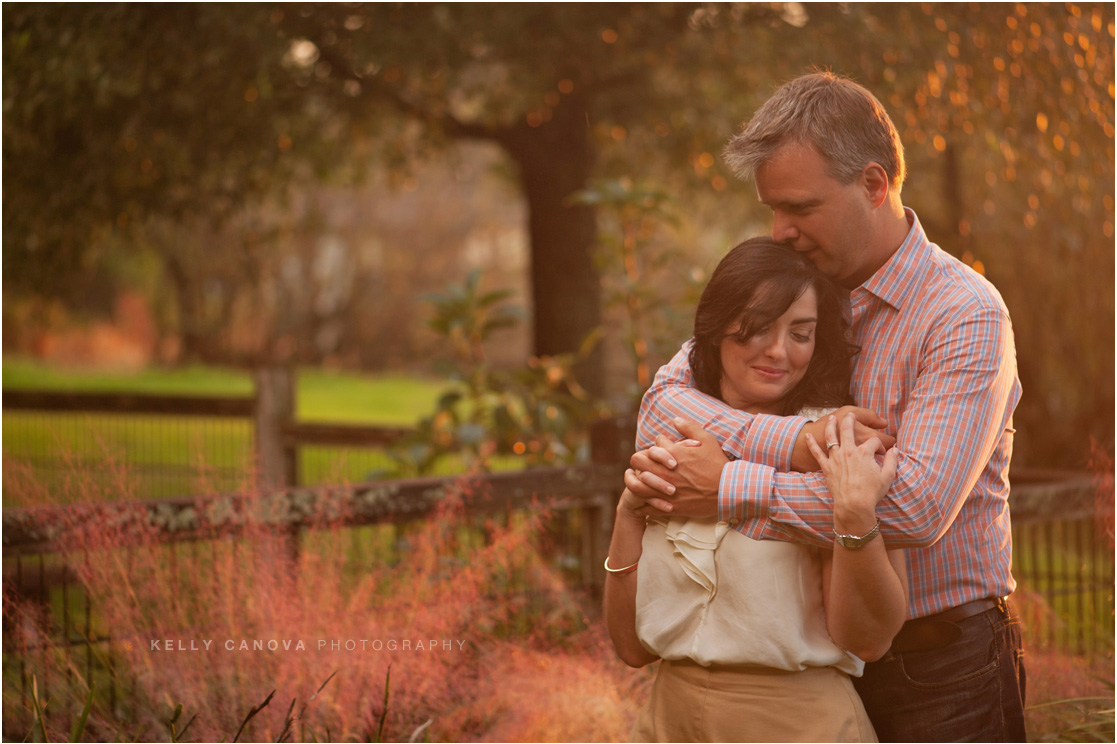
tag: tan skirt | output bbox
[630,660,877,743]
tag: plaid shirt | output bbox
[637,209,1021,619]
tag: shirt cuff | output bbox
[718,460,774,538]
[737,414,808,472]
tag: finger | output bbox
[860,425,887,455]
[672,416,716,445]
[824,415,839,450]
[881,447,900,482]
[645,445,677,469]
[855,427,896,452]
[624,469,675,507]
[843,406,889,429]
[636,469,677,496]
[636,497,674,514]
[630,451,674,477]
[804,432,827,465]
[624,470,656,503]
[623,467,653,496]
[654,433,675,448]
[840,412,858,447]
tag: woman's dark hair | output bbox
[689,237,854,415]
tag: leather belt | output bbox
[887,597,1005,656]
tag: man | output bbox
[624,72,1025,742]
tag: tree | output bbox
[3,5,338,286]
[3,4,357,364]
[4,3,1113,465]
[4,3,772,390]
[265,3,789,391]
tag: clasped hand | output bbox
[792,405,895,472]
[624,417,727,518]
[623,406,894,519]
[804,413,899,533]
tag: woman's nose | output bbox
[765,336,786,359]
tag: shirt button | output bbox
[844,330,853,340]
[729,518,740,526]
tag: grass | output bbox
[2,357,255,396]
[1013,518,1115,655]
[2,356,454,424]
[4,358,1112,740]
[2,469,649,742]
[2,358,463,504]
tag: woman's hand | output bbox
[616,487,650,523]
[603,487,660,667]
[792,405,895,472]
[805,413,899,534]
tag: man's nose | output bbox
[771,213,799,244]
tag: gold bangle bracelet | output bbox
[604,556,639,575]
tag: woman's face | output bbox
[719,286,818,414]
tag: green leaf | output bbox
[69,682,95,742]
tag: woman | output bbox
[604,238,907,742]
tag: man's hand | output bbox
[792,406,895,473]
[625,417,727,519]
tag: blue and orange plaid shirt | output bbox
[637,209,1022,620]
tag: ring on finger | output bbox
[826,441,840,450]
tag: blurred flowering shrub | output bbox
[3,462,650,741]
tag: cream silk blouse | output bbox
[634,407,865,676]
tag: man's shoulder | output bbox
[917,241,1011,319]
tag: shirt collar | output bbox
[856,207,933,310]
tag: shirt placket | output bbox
[847,288,878,408]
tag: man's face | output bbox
[755,143,876,288]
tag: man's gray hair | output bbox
[723,72,906,190]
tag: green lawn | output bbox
[2,358,462,503]
[2,357,454,424]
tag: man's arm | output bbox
[636,342,808,468]
[630,343,893,520]
[725,306,1019,549]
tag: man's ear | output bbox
[860,162,890,208]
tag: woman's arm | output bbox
[809,414,908,661]
[602,489,660,668]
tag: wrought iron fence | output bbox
[1008,469,1114,655]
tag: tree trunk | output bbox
[501,98,605,396]
[164,254,212,364]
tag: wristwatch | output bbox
[833,519,881,550]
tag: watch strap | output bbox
[833,519,881,550]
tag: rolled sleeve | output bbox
[718,460,773,538]
[637,343,803,470]
[737,414,809,472]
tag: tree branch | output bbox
[301,29,508,144]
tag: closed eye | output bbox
[775,200,820,216]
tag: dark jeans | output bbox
[853,600,1027,742]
